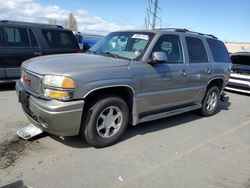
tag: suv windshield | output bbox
[89,32,154,60]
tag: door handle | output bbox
[205,68,211,74]
[180,69,187,76]
[34,52,42,56]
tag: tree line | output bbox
[48,13,78,31]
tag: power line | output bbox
[145,0,162,29]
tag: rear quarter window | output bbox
[207,39,230,62]
[42,29,78,49]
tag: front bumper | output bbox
[16,80,85,136]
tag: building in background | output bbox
[224,42,250,53]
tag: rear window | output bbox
[186,37,208,63]
[42,29,78,49]
[207,39,230,62]
[2,27,30,47]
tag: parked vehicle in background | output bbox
[0,20,80,83]
[73,31,83,50]
[16,28,231,147]
[226,52,250,94]
[82,34,103,52]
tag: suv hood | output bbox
[22,53,130,75]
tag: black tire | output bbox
[200,86,220,117]
[81,95,129,148]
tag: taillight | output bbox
[76,50,82,53]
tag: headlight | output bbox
[42,75,75,100]
[42,75,75,89]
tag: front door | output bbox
[139,34,189,114]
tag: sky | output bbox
[0,0,249,42]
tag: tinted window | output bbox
[0,27,3,46]
[186,37,208,63]
[42,29,78,49]
[29,29,38,47]
[207,39,230,62]
[3,27,29,47]
[152,35,183,63]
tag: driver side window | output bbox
[152,35,183,63]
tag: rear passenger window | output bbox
[29,29,38,47]
[207,39,230,62]
[186,37,208,63]
[152,35,183,63]
[42,29,78,49]
[3,27,30,47]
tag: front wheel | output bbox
[200,86,220,117]
[81,96,129,148]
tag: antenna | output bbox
[145,0,162,29]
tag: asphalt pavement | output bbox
[0,84,250,188]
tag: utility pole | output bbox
[145,0,161,29]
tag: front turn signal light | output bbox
[44,89,70,99]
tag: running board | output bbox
[138,104,201,124]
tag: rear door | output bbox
[0,26,42,79]
[184,36,213,103]
[41,29,79,55]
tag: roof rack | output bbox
[0,20,64,29]
[154,28,217,39]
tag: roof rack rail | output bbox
[154,28,189,32]
[186,30,217,39]
[153,27,217,39]
[0,20,64,29]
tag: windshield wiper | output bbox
[87,50,96,54]
[100,52,120,59]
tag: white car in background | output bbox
[226,52,250,94]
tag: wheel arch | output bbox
[83,85,135,123]
[207,77,225,93]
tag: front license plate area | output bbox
[19,90,29,107]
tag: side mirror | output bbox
[149,52,168,64]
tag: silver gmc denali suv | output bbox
[16,28,231,147]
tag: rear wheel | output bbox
[200,86,220,117]
[81,96,129,148]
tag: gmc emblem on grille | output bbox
[23,75,31,85]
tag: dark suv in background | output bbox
[0,20,80,83]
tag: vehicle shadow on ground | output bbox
[121,100,231,144]
[51,100,231,148]
[0,180,28,188]
[0,83,16,91]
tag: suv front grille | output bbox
[21,69,43,96]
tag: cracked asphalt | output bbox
[0,83,250,188]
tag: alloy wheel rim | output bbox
[206,91,218,112]
[96,106,123,138]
